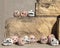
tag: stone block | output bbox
[5,17,57,40]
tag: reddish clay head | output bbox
[48,34,55,43]
[40,35,48,44]
[29,35,36,43]
[48,34,55,40]
[18,37,25,46]
[10,35,19,44]
[20,10,28,17]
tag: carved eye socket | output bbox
[15,12,18,14]
[31,38,33,39]
[52,39,54,41]
[22,40,24,42]
[31,38,35,40]
[12,38,14,40]
[12,38,16,41]
[42,39,45,41]
[22,13,24,14]
[16,38,17,39]
[6,40,9,42]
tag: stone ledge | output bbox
[5,17,57,40]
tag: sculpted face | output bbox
[13,10,20,17]
[20,11,28,17]
[48,34,55,42]
[29,35,36,43]
[18,37,25,46]
[50,38,59,46]
[2,38,13,46]
[23,35,30,43]
[10,36,19,44]
[48,34,59,46]
[40,35,48,44]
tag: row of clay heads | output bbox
[13,10,35,18]
[2,34,59,46]
[2,35,37,46]
[40,34,59,46]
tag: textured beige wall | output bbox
[0,0,36,43]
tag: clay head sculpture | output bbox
[23,35,30,44]
[48,34,55,43]
[18,37,25,46]
[29,35,36,43]
[20,10,28,17]
[40,35,48,44]
[48,34,59,46]
[49,37,59,46]
[2,38,13,46]
[13,10,20,17]
[10,35,19,44]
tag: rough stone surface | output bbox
[5,17,57,40]
[36,0,60,16]
[36,0,53,3]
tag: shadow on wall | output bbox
[51,15,60,39]
[51,20,58,39]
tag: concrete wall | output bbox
[0,0,36,43]
[0,0,4,43]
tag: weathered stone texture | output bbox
[36,0,60,16]
[5,17,57,40]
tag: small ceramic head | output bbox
[18,37,25,46]
[13,10,20,17]
[5,38,13,43]
[23,36,29,42]
[40,35,48,44]
[2,38,13,46]
[48,34,55,41]
[50,38,59,46]
[20,10,28,17]
[10,35,19,44]
[29,35,36,43]
[23,35,30,44]
[24,35,29,41]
